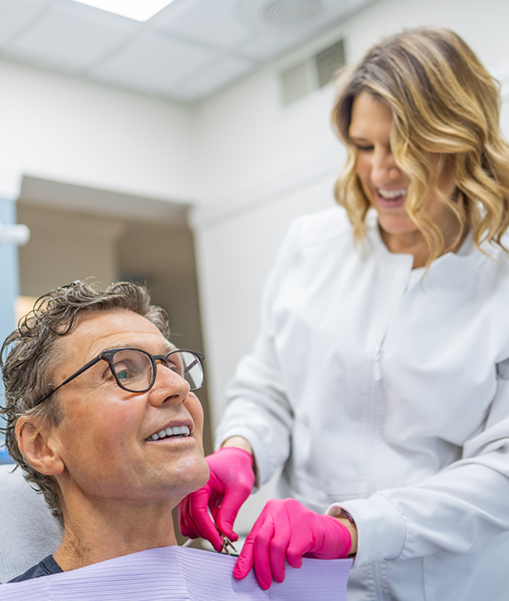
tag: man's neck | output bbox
[54,498,178,572]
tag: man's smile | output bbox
[145,422,192,441]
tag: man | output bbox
[0,281,210,581]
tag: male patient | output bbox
[0,281,210,582]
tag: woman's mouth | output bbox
[376,188,407,208]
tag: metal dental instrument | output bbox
[182,534,238,555]
[220,533,238,556]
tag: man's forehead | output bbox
[63,309,171,358]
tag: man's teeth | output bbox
[148,425,190,441]
[378,188,407,199]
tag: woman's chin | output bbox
[377,212,419,237]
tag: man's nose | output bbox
[149,363,190,406]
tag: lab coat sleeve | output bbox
[330,371,509,566]
[214,220,303,491]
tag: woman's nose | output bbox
[371,148,400,183]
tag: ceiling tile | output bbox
[153,0,254,50]
[6,3,137,71]
[172,54,255,98]
[240,30,303,61]
[90,30,221,94]
[0,0,49,47]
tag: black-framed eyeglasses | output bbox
[34,348,205,407]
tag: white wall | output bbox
[0,58,195,203]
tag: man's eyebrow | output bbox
[100,341,176,354]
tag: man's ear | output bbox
[16,416,65,476]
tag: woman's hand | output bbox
[234,498,353,590]
[178,445,255,552]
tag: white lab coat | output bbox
[216,206,509,600]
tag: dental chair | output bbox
[0,463,62,583]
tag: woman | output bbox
[179,28,509,599]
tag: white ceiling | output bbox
[0,0,375,104]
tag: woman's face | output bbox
[349,91,457,241]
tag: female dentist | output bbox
[179,27,509,600]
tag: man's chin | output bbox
[170,455,210,495]
[187,459,210,493]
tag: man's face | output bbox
[47,309,209,508]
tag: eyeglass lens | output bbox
[111,350,203,392]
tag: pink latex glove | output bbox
[178,447,255,552]
[234,498,351,590]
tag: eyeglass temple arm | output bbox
[173,350,205,375]
[34,355,103,407]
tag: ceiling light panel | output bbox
[69,0,175,22]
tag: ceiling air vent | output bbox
[315,38,345,87]
[280,37,346,106]
[262,0,324,25]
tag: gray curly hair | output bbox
[0,280,170,525]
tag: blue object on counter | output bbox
[0,446,13,464]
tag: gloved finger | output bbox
[191,515,223,553]
[286,534,306,569]
[210,505,220,523]
[178,497,198,539]
[178,494,207,539]
[262,503,290,584]
[283,502,309,568]
[179,498,206,541]
[205,472,225,510]
[214,486,251,541]
[209,507,239,543]
[233,511,269,581]
[253,519,277,590]
[288,510,324,566]
[269,533,288,584]
[186,489,224,552]
[233,528,257,580]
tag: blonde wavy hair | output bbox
[332,27,509,264]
